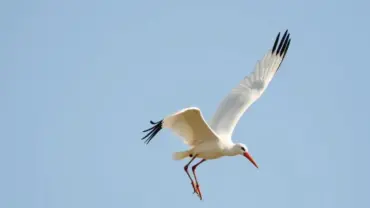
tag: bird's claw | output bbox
[191,182,198,194]
[191,183,202,200]
[196,184,202,200]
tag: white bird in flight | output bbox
[141,30,291,200]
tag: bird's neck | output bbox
[223,143,239,156]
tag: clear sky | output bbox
[2,0,370,207]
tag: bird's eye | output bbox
[241,147,245,151]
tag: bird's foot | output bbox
[190,182,203,200]
[191,182,199,195]
[195,184,203,200]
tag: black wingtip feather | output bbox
[141,120,163,144]
[276,30,288,55]
[282,39,291,59]
[272,30,291,57]
[271,32,280,53]
[150,120,160,125]
[271,29,291,72]
[279,34,290,56]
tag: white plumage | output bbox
[140,30,291,200]
[163,107,218,147]
[210,35,288,140]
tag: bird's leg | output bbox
[184,155,199,195]
[191,159,206,200]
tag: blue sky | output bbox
[1,0,370,207]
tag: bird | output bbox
[140,30,291,200]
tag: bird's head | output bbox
[233,143,259,169]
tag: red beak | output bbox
[243,152,259,168]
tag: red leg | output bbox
[184,155,198,195]
[191,159,206,200]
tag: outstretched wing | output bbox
[141,107,219,147]
[209,30,291,140]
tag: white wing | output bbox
[141,107,219,147]
[209,30,291,140]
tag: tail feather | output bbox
[172,151,189,160]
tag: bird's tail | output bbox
[172,151,189,160]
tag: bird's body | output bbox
[185,141,246,160]
[177,141,225,160]
[141,30,292,200]
[145,107,245,161]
